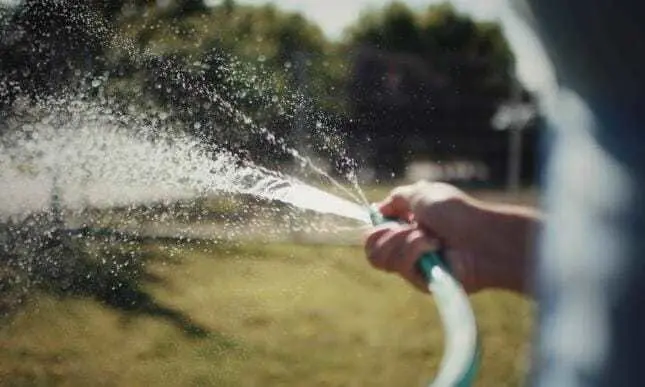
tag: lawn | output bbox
[0,240,533,387]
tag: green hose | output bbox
[369,206,480,387]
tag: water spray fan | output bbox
[368,206,480,387]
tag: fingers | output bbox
[364,225,439,293]
[378,182,473,243]
[364,224,408,272]
[378,181,458,218]
[400,230,438,292]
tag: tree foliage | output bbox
[345,2,527,180]
[349,2,514,105]
[103,1,348,165]
[0,0,532,181]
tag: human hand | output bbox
[364,182,539,294]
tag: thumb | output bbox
[378,184,423,222]
[383,182,473,241]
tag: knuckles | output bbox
[365,226,437,276]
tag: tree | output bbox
[103,2,349,167]
[346,2,525,183]
[222,0,235,14]
[0,0,109,111]
[350,2,421,52]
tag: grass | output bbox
[0,240,533,387]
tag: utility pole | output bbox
[506,74,524,195]
[492,70,536,195]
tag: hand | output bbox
[364,182,540,294]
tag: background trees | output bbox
[345,2,536,182]
[0,0,539,185]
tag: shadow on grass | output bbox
[0,215,210,338]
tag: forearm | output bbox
[470,200,541,295]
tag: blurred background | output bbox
[0,1,537,386]
[0,0,541,188]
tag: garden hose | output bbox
[369,206,480,387]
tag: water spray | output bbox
[368,206,480,387]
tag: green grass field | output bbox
[0,240,533,387]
